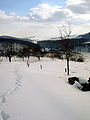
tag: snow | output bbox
[0,57,90,120]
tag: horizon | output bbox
[0,31,90,41]
[0,0,90,38]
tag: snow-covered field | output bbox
[0,57,90,120]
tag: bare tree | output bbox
[5,43,16,62]
[58,23,72,75]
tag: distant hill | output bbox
[0,35,34,43]
[37,32,90,52]
[0,36,41,51]
[77,32,90,39]
[1,32,90,53]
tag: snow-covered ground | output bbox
[0,57,90,120]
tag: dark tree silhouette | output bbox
[5,43,17,62]
[58,23,73,75]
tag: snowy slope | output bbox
[0,58,90,120]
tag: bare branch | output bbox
[58,23,72,39]
[58,27,63,40]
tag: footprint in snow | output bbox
[17,75,22,80]
[0,97,6,105]
[0,111,10,120]
[16,79,20,83]
[1,97,6,104]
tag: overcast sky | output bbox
[0,0,90,38]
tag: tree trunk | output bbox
[38,56,40,61]
[9,56,11,62]
[28,56,29,60]
[23,57,24,61]
[66,56,69,75]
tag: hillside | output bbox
[0,36,41,51]
[0,36,33,43]
[37,32,90,52]
[78,32,90,39]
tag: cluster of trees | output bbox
[0,43,43,62]
[45,50,84,62]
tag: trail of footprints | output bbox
[0,66,23,120]
[15,70,23,89]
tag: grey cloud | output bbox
[67,0,90,14]
[47,10,67,22]
[67,4,87,14]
